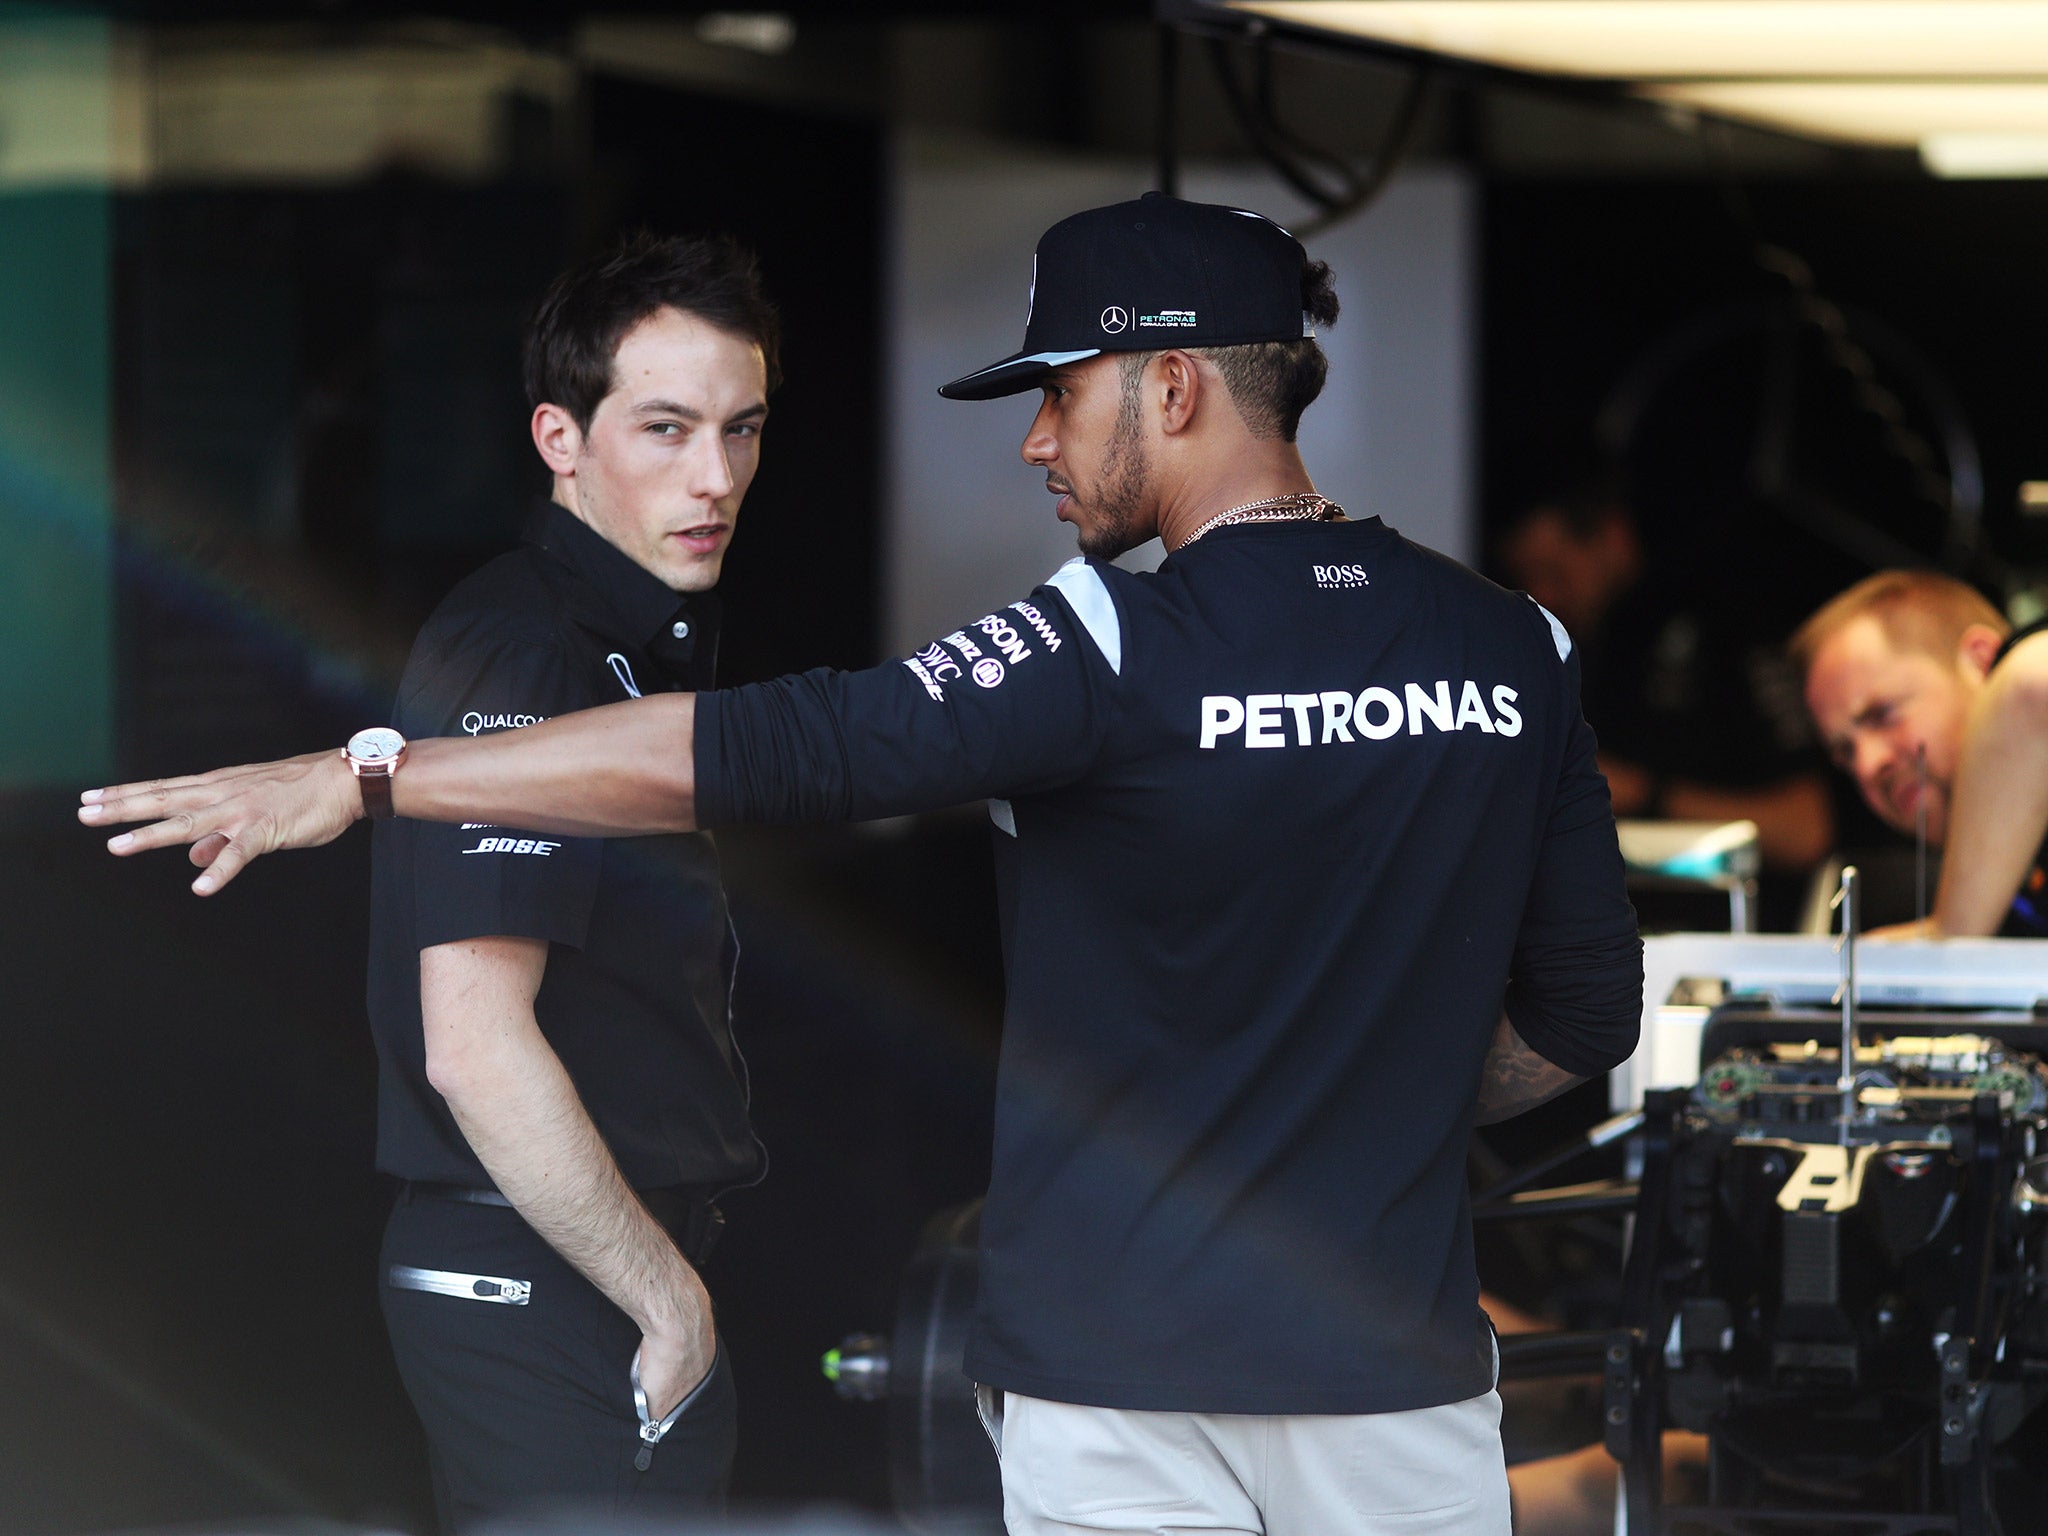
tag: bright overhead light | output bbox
[1221,2,2048,80]
[1921,134,2048,176]
[694,13,795,57]
[1641,80,2048,145]
[1210,1,2048,160]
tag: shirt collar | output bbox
[523,500,719,659]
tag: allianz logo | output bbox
[1312,563,1370,589]
[1201,680,1522,748]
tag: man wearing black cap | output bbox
[87,192,1643,1536]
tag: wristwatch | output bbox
[345,726,408,819]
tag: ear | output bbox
[1957,622,2005,680]
[1154,350,1202,437]
[531,402,583,477]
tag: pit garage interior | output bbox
[9,2,2048,1533]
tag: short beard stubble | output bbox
[1076,356,1152,561]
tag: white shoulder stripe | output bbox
[1044,558,1122,675]
[1532,599,1572,662]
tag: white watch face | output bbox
[348,726,406,766]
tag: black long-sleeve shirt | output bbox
[699,515,1641,1414]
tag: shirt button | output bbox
[671,621,690,640]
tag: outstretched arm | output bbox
[79,692,699,895]
[1928,634,2048,936]
[1474,1012,1586,1125]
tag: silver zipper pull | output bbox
[630,1345,691,1473]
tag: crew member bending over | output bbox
[1795,569,2048,937]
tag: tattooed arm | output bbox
[1474,1013,1586,1126]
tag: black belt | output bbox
[406,1180,726,1266]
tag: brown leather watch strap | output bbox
[358,767,396,819]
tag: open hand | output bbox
[78,750,362,895]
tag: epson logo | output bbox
[1199,680,1522,749]
[1312,563,1370,589]
[974,612,1033,666]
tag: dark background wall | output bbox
[1481,177,2048,616]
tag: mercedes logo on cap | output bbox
[1100,305,1128,334]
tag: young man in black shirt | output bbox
[87,195,1642,1535]
[1797,568,2048,938]
[367,235,772,1529]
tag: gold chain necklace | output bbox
[1179,492,1345,548]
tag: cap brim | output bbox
[937,348,1102,401]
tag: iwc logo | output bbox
[1100,305,1129,334]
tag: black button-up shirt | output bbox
[367,502,764,1191]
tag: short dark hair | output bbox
[1116,259,1338,442]
[1203,257,1340,442]
[523,231,782,432]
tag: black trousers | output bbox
[380,1187,736,1534]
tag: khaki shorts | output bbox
[976,1382,1510,1536]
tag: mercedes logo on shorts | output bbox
[972,658,1006,688]
[1100,305,1129,334]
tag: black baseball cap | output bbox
[938,191,1316,402]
